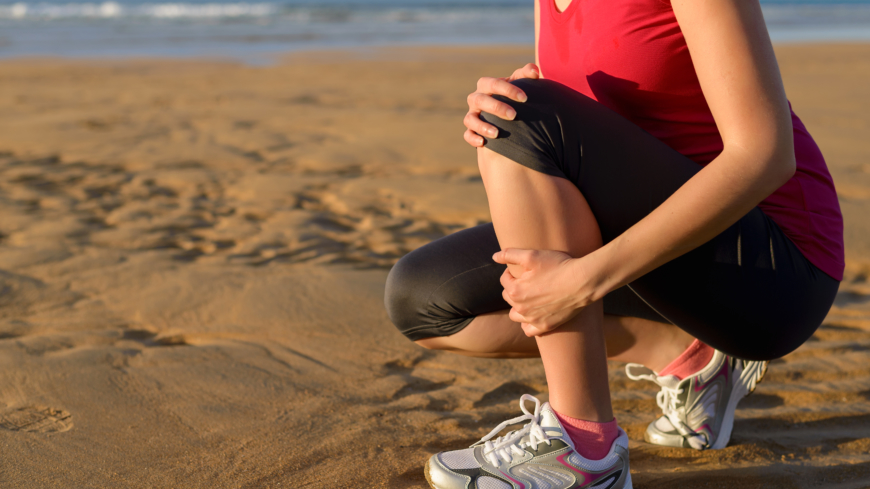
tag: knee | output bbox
[479,79,560,131]
[384,252,423,339]
[385,247,483,343]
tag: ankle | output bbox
[658,339,715,380]
[553,410,619,460]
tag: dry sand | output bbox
[0,45,868,488]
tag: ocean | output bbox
[0,0,869,60]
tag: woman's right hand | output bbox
[463,63,540,147]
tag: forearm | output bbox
[584,147,795,302]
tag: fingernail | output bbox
[517,93,528,103]
[507,108,517,119]
[488,128,498,137]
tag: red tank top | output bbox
[539,0,845,281]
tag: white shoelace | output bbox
[472,394,551,466]
[626,364,708,450]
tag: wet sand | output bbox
[0,45,869,488]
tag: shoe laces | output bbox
[472,394,551,466]
[626,364,708,450]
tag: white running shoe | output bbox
[625,349,768,450]
[425,395,632,489]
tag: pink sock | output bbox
[553,410,619,461]
[658,339,715,380]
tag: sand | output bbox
[0,44,868,488]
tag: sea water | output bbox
[0,0,868,60]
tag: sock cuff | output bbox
[553,409,619,461]
[554,411,618,433]
[658,339,715,380]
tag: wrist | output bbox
[573,245,624,304]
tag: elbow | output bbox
[773,152,796,187]
[772,146,797,187]
[754,129,796,188]
[772,119,797,185]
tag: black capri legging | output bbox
[384,79,839,361]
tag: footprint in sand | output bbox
[0,406,73,433]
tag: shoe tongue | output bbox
[539,402,574,448]
[657,374,683,389]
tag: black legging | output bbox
[384,79,838,361]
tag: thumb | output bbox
[493,248,532,267]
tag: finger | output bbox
[493,248,533,267]
[525,63,541,78]
[502,288,516,307]
[463,129,485,148]
[466,92,517,121]
[510,63,540,81]
[509,308,527,324]
[498,269,517,291]
[464,111,499,139]
[468,92,517,120]
[521,323,544,337]
[477,77,528,103]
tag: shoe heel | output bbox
[623,471,634,489]
[742,360,769,397]
[710,360,768,450]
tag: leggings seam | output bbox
[626,284,676,326]
[485,139,568,180]
[422,262,506,321]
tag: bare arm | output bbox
[495,0,796,333]
[588,0,794,293]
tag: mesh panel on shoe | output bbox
[566,451,620,472]
[514,465,572,489]
[653,416,676,432]
[438,448,479,470]
[477,476,512,489]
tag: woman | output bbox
[385,0,843,487]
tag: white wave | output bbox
[763,3,870,24]
[0,2,278,19]
[0,2,530,21]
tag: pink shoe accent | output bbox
[556,453,618,486]
[498,470,526,489]
[694,362,729,392]
[552,410,618,461]
[658,339,715,380]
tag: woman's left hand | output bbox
[493,248,595,337]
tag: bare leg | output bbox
[416,312,695,372]
[475,147,611,422]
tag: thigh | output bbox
[384,223,508,341]
[635,209,839,360]
[480,78,838,359]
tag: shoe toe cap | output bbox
[425,454,473,489]
[645,417,692,448]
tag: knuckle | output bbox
[487,98,505,113]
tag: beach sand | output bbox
[0,45,868,488]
